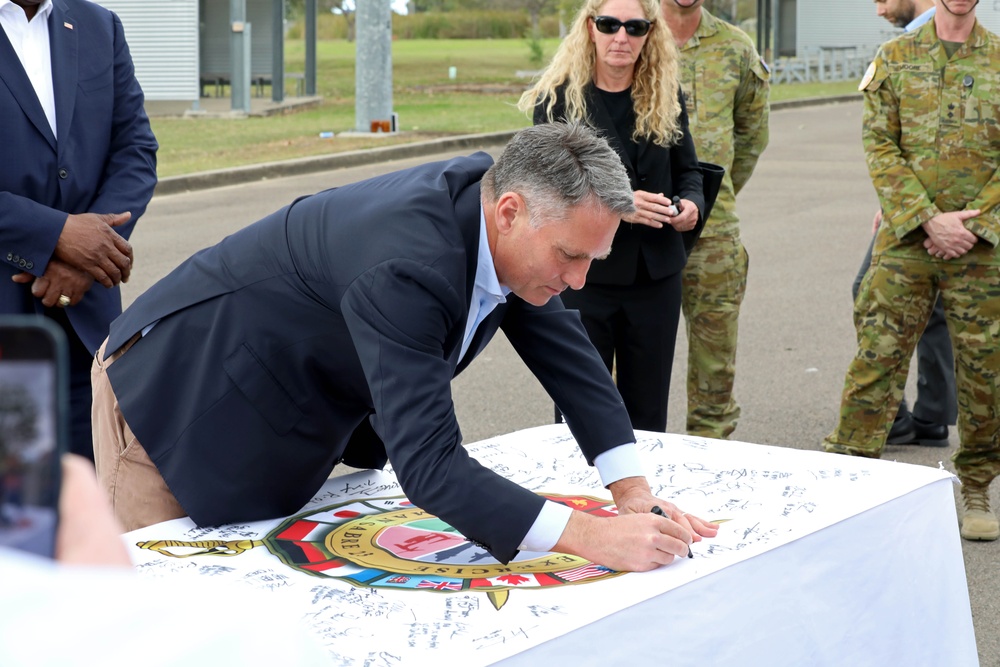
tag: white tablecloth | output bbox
[124,425,977,666]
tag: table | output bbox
[125,426,977,666]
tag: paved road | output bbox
[124,100,996,664]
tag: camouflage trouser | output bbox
[823,251,1000,486]
[681,235,749,439]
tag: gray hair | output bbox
[481,123,635,227]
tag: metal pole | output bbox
[230,0,250,113]
[355,0,393,133]
[272,0,284,102]
[305,0,317,96]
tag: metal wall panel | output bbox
[94,0,199,102]
[200,0,274,79]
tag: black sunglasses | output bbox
[592,16,653,37]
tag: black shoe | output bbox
[912,417,950,447]
[886,412,917,445]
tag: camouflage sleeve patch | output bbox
[751,54,770,81]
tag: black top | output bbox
[534,83,705,285]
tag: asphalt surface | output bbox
[124,100,997,665]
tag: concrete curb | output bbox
[154,94,862,197]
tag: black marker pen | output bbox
[651,505,693,558]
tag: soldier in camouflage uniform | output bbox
[662,0,770,438]
[824,0,1000,541]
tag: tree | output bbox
[521,0,556,35]
[328,0,357,41]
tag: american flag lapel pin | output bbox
[64,22,73,30]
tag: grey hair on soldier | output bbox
[481,122,635,228]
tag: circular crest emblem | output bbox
[139,493,625,609]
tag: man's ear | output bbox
[494,192,526,235]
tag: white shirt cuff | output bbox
[518,501,573,553]
[517,443,643,553]
[594,442,644,486]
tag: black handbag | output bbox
[682,161,726,254]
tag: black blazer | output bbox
[105,154,634,563]
[535,84,704,285]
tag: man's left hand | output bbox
[608,476,719,543]
[11,259,94,307]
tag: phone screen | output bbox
[0,317,67,558]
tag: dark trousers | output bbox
[559,270,683,432]
[47,308,96,461]
[853,235,958,425]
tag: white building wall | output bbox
[94,0,199,102]
[794,0,1000,60]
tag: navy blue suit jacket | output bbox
[0,0,157,353]
[105,153,635,563]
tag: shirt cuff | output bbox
[594,443,644,486]
[517,443,643,553]
[518,501,573,553]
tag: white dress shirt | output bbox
[0,0,57,138]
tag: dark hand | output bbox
[54,212,134,288]
[11,258,94,307]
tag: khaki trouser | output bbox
[91,335,186,532]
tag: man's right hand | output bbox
[54,212,134,288]
[552,509,692,572]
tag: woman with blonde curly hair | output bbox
[519,0,704,432]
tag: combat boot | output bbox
[959,480,999,541]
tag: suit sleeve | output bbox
[85,13,158,241]
[340,258,545,564]
[501,297,635,462]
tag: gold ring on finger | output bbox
[58,294,71,307]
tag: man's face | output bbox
[874,0,917,28]
[938,0,979,17]
[492,195,619,307]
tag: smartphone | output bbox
[0,316,68,558]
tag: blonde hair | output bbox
[517,0,683,146]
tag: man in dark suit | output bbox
[92,123,717,570]
[0,0,158,461]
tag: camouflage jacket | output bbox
[862,19,1000,259]
[677,9,770,238]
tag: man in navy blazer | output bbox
[92,124,717,569]
[0,0,158,460]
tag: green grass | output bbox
[150,39,860,178]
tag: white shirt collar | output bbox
[905,6,935,32]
